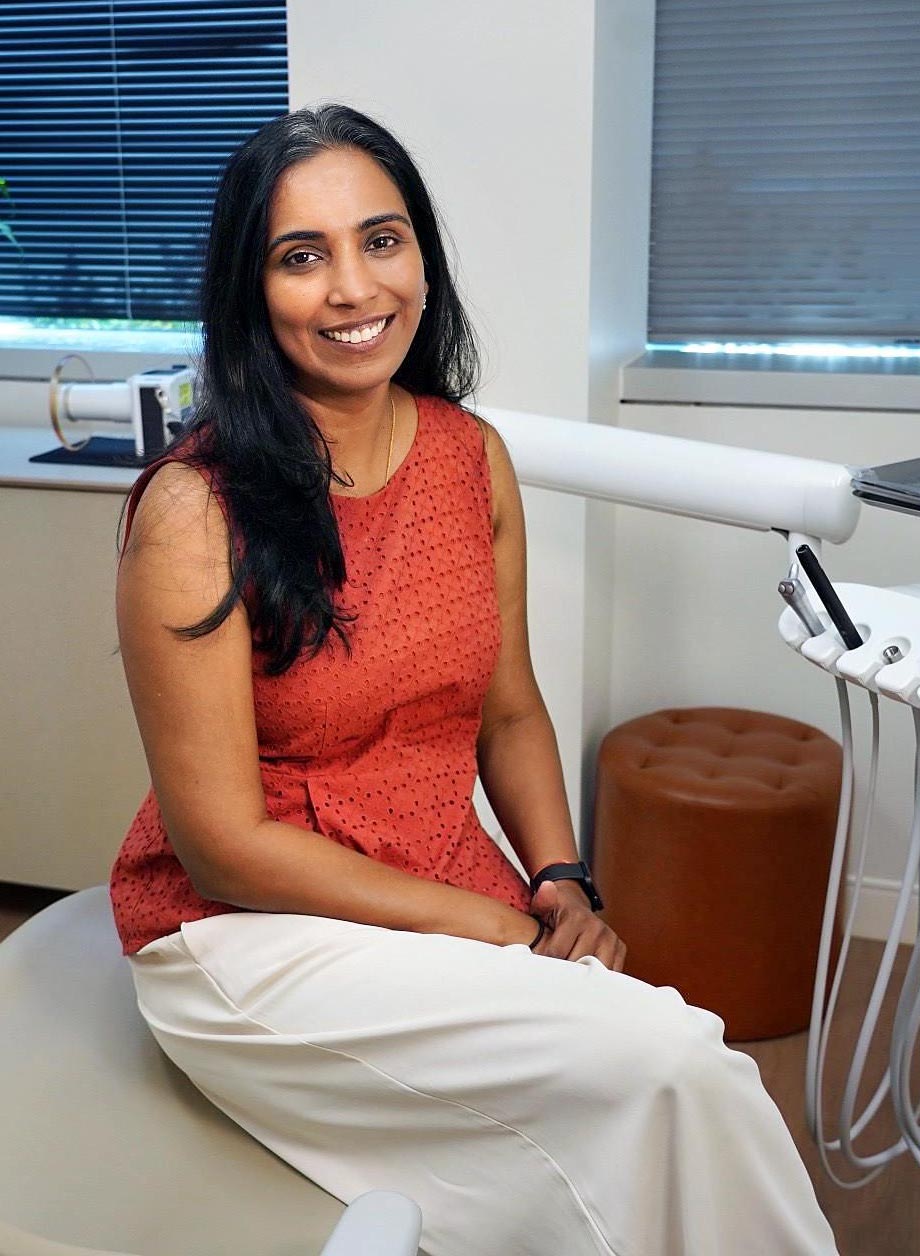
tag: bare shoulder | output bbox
[124,460,230,564]
[471,416,521,536]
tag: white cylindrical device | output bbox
[58,381,132,424]
[484,407,860,545]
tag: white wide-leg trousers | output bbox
[129,911,838,1256]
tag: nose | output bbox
[327,246,379,308]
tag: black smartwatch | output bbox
[529,860,604,912]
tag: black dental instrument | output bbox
[777,577,825,637]
[795,544,864,651]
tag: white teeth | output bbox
[324,318,387,343]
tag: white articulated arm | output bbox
[483,406,860,544]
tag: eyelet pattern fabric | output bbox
[110,395,532,953]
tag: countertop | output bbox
[0,427,140,493]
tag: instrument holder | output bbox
[779,567,920,1184]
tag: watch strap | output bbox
[529,860,604,912]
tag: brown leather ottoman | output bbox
[593,707,842,1041]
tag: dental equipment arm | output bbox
[483,407,859,543]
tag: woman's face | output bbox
[262,146,428,399]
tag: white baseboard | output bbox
[847,876,918,944]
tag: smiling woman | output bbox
[109,104,839,1256]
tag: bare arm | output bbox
[117,462,539,947]
[475,424,626,970]
[475,424,581,877]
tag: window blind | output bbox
[0,0,288,322]
[648,0,920,344]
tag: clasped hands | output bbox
[528,879,627,972]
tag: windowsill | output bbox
[623,350,920,412]
[0,426,140,493]
[0,331,200,383]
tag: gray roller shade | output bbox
[648,0,920,345]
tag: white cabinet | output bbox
[1,434,148,888]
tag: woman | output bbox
[111,105,837,1255]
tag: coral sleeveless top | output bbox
[110,394,532,954]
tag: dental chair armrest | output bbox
[318,1191,422,1256]
[0,1191,421,1256]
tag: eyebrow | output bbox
[267,212,412,253]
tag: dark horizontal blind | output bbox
[648,0,920,343]
[0,0,288,321]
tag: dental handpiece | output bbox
[795,543,865,651]
[778,577,826,637]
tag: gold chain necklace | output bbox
[335,391,396,496]
[383,391,396,487]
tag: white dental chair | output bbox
[0,887,422,1256]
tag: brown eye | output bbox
[369,234,398,251]
[284,249,319,267]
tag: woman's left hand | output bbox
[530,879,627,972]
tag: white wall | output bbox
[285,0,658,847]
[0,379,50,427]
[582,1,655,845]
[284,0,610,839]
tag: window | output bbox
[627,0,920,407]
[648,0,920,349]
[0,0,288,359]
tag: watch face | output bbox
[576,865,603,911]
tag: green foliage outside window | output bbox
[0,178,20,251]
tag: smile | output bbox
[320,316,393,345]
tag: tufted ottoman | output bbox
[593,707,842,1041]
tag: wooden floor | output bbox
[738,938,920,1255]
[1,882,918,1254]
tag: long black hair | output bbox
[172,104,481,674]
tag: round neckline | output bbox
[330,393,425,507]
